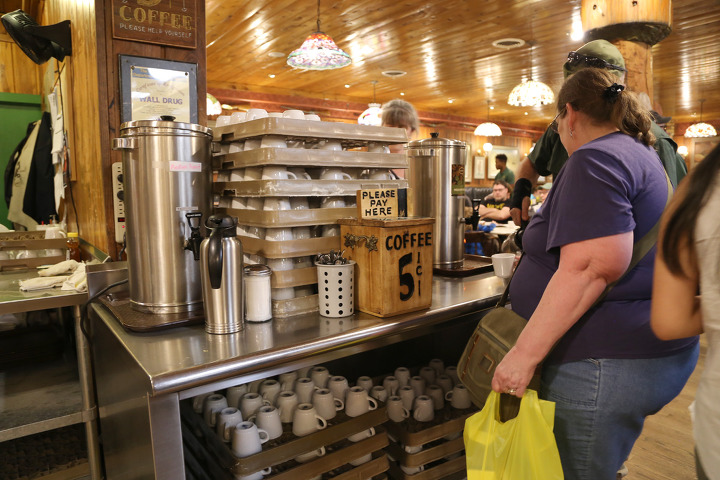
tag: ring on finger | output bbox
[506,388,517,395]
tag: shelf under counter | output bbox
[89,273,505,398]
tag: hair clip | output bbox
[603,83,625,103]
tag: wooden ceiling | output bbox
[205,0,720,130]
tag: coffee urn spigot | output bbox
[184,211,204,261]
[464,199,482,231]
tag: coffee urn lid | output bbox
[119,115,212,137]
[407,132,466,151]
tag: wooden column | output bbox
[581,0,672,101]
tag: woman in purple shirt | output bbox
[491,68,698,479]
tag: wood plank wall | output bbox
[0,34,42,94]
[96,0,207,258]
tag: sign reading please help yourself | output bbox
[112,0,197,49]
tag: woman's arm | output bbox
[651,182,702,339]
[491,230,633,396]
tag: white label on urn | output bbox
[169,161,202,172]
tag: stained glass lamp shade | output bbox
[508,79,555,107]
[287,31,351,70]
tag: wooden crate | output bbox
[384,403,477,480]
[338,218,433,317]
[180,400,389,479]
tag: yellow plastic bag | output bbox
[464,389,563,480]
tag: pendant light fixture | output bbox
[685,99,717,138]
[474,100,503,137]
[508,41,554,107]
[358,80,382,126]
[287,0,351,70]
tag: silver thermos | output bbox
[113,117,213,314]
[406,133,467,269]
[200,215,244,334]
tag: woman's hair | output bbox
[381,99,419,133]
[661,143,720,276]
[557,68,655,147]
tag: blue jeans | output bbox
[540,343,699,480]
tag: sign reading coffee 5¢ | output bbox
[339,217,434,317]
[112,0,197,49]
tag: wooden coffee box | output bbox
[338,217,433,317]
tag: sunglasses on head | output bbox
[566,51,627,72]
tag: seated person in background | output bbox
[494,154,515,184]
[477,180,512,223]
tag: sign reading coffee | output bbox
[112,0,197,49]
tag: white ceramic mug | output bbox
[282,109,305,120]
[203,394,228,427]
[368,168,394,180]
[356,376,373,392]
[445,383,472,409]
[429,358,445,376]
[345,386,378,417]
[245,108,268,121]
[288,167,311,180]
[492,253,516,279]
[291,403,327,436]
[248,405,283,440]
[419,366,436,386]
[231,421,270,458]
[263,197,292,210]
[216,115,232,126]
[394,367,411,387]
[244,138,262,150]
[370,385,388,403]
[276,391,299,423]
[292,227,312,240]
[320,225,340,237]
[294,377,318,404]
[271,287,295,300]
[226,385,249,408]
[348,426,375,443]
[264,227,294,241]
[382,376,400,396]
[217,407,244,442]
[304,113,321,121]
[229,112,247,124]
[413,395,435,422]
[410,376,426,397]
[319,139,342,151]
[244,167,263,180]
[262,166,297,180]
[259,379,282,405]
[312,388,344,420]
[192,392,215,413]
[320,196,346,209]
[320,168,352,180]
[295,446,326,464]
[398,385,416,411]
[445,365,459,385]
[327,375,350,401]
[309,366,331,388]
[260,135,286,149]
[436,374,454,394]
[426,384,445,410]
[240,392,271,419]
[386,395,410,423]
[368,142,391,153]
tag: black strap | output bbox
[496,170,673,309]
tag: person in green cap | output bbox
[509,39,688,229]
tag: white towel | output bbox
[19,275,70,291]
[38,259,80,277]
[61,263,87,293]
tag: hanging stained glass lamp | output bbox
[287,0,351,70]
[508,43,554,107]
[685,99,717,138]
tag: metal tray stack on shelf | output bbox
[212,117,409,318]
[181,399,390,480]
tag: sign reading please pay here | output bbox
[358,188,408,219]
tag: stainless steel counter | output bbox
[91,273,503,397]
[90,273,503,479]
[0,269,87,315]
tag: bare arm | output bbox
[510,157,541,224]
[491,231,633,396]
[651,182,702,339]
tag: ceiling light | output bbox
[268,74,275,78]
[382,70,407,78]
[287,0,351,70]
[344,84,350,88]
[677,145,688,157]
[508,43,555,107]
[685,99,717,138]
[483,142,493,153]
[491,38,525,50]
[448,99,454,104]
[358,80,382,126]
[474,100,503,137]
[400,92,405,96]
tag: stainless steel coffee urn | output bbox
[406,133,467,269]
[113,118,213,314]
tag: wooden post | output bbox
[581,0,672,101]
